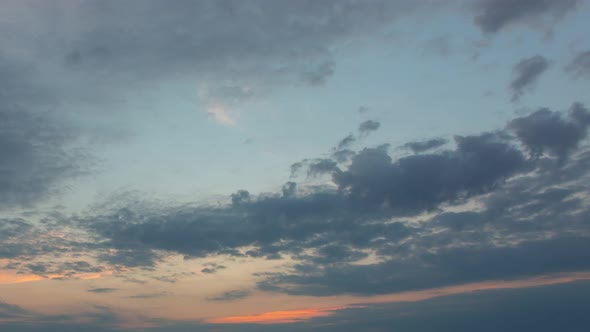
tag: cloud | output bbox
[508,103,590,160]
[201,263,226,274]
[207,104,237,126]
[128,291,170,299]
[307,159,339,177]
[0,301,29,320]
[358,120,381,136]
[509,55,550,102]
[68,102,590,298]
[473,0,580,34]
[2,282,590,331]
[207,290,251,302]
[334,133,526,213]
[38,0,433,108]
[336,134,356,150]
[422,35,452,57]
[301,61,335,86]
[208,306,351,324]
[0,55,87,209]
[565,50,590,79]
[260,237,590,296]
[402,138,448,153]
[97,248,161,268]
[88,288,118,294]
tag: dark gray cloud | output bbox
[402,138,448,153]
[509,55,550,102]
[473,0,580,34]
[508,103,590,159]
[334,133,527,213]
[565,50,590,79]
[358,120,380,136]
[207,290,251,302]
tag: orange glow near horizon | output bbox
[207,305,355,324]
[0,270,112,285]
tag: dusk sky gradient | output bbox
[1,0,590,331]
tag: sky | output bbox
[1,0,590,331]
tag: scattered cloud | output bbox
[88,288,118,294]
[509,55,550,102]
[565,50,590,79]
[207,290,251,302]
[473,0,580,34]
[207,103,237,126]
[358,120,381,137]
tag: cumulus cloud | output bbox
[509,55,550,102]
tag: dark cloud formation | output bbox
[402,138,448,153]
[473,0,580,34]
[335,133,526,213]
[508,103,590,159]
[207,290,251,302]
[565,50,590,79]
[509,55,550,102]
